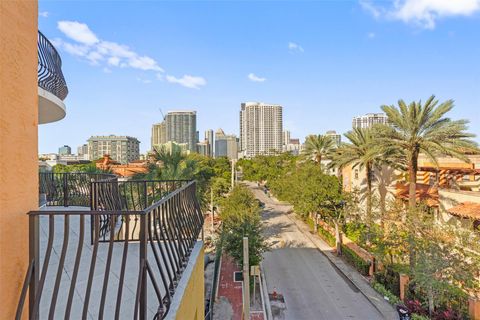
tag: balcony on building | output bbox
[38,31,68,124]
[16,173,205,319]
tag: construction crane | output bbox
[158,108,165,120]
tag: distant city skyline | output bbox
[37,1,480,153]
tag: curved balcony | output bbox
[38,31,68,124]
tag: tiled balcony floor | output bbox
[37,206,173,319]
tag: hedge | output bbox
[341,244,371,276]
[372,281,401,305]
[374,266,401,297]
[306,217,336,247]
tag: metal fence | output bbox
[39,172,116,207]
[38,31,68,100]
[17,180,203,320]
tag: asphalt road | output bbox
[247,183,385,320]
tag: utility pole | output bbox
[210,187,214,234]
[231,159,236,189]
[243,237,250,320]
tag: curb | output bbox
[259,262,273,320]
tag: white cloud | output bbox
[367,32,376,38]
[136,77,152,84]
[288,42,304,53]
[166,75,206,89]
[128,56,163,72]
[55,20,165,73]
[360,0,383,19]
[107,56,120,66]
[248,73,266,82]
[360,0,480,29]
[39,11,49,18]
[58,21,99,45]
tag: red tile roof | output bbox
[447,202,480,220]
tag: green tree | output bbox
[410,213,480,316]
[302,134,336,166]
[380,95,478,210]
[330,127,396,225]
[220,185,268,267]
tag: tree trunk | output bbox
[408,149,419,273]
[428,288,434,317]
[334,221,342,255]
[408,151,419,210]
[366,163,373,226]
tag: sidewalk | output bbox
[215,254,265,320]
[279,202,398,320]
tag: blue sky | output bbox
[38,1,480,154]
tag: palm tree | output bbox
[330,127,386,224]
[303,134,336,166]
[380,95,478,210]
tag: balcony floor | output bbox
[38,206,172,319]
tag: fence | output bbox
[17,180,203,320]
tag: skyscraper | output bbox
[325,130,342,146]
[283,130,291,146]
[205,129,214,156]
[240,102,283,158]
[151,122,167,150]
[165,111,197,152]
[215,128,238,159]
[352,113,388,129]
[58,145,71,155]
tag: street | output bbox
[246,182,385,320]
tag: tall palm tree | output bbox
[380,95,478,210]
[330,127,393,224]
[303,134,336,166]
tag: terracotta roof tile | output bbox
[447,202,480,220]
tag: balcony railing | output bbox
[17,174,203,319]
[38,31,68,100]
[39,172,117,207]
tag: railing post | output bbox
[63,174,68,207]
[139,213,147,320]
[144,181,148,208]
[29,214,39,320]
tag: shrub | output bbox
[405,299,428,316]
[343,222,367,244]
[412,314,430,320]
[341,244,371,276]
[374,267,401,297]
[306,218,336,247]
[372,281,401,305]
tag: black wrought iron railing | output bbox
[17,180,203,320]
[38,31,68,100]
[91,179,191,242]
[39,172,117,207]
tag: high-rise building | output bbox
[239,102,283,157]
[87,135,140,164]
[283,130,291,146]
[352,113,388,129]
[205,129,214,156]
[215,128,238,159]
[325,130,342,146]
[151,122,167,150]
[165,111,197,152]
[196,141,210,156]
[58,145,71,155]
[77,144,88,156]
